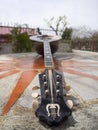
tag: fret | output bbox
[44,41,54,68]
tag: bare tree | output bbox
[71,26,93,39]
[44,15,67,35]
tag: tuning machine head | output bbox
[31,92,39,98]
[43,74,46,81]
[32,99,39,111]
[44,81,48,88]
[63,83,71,91]
[45,90,49,96]
[56,81,60,86]
[32,85,39,90]
[66,100,73,109]
[56,74,60,80]
[56,89,60,96]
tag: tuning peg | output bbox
[32,86,39,90]
[56,75,60,80]
[56,82,60,86]
[56,82,60,89]
[65,93,72,97]
[44,81,47,87]
[45,90,49,96]
[63,83,71,91]
[56,81,60,87]
[43,74,46,80]
[56,89,60,96]
[32,99,39,111]
[66,100,73,109]
[31,92,39,98]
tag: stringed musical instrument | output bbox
[30,35,61,55]
[30,35,72,126]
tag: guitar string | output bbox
[44,40,55,103]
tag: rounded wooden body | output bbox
[30,35,61,55]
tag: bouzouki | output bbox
[30,35,72,126]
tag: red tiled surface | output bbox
[0,54,98,115]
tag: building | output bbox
[0,25,37,43]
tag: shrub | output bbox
[62,27,72,40]
[11,27,32,53]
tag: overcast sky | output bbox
[0,0,98,30]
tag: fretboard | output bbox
[43,41,54,69]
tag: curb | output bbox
[72,49,98,56]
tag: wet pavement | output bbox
[0,52,98,116]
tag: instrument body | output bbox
[30,35,61,55]
[30,35,72,126]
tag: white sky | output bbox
[0,0,98,30]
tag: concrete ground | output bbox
[0,51,98,130]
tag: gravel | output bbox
[0,103,98,130]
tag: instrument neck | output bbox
[43,41,54,69]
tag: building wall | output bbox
[0,26,36,35]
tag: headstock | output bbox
[35,69,72,126]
